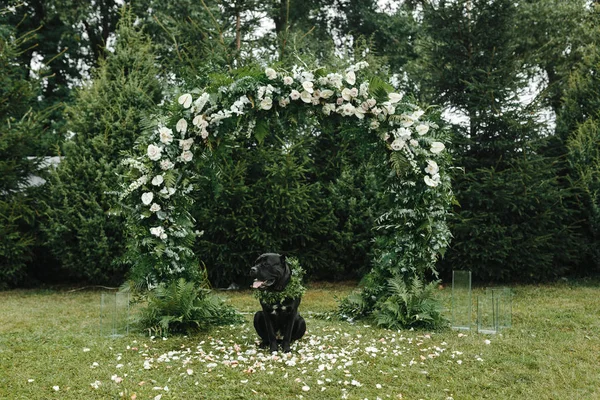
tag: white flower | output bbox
[151,175,164,186]
[320,89,334,99]
[341,88,353,101]
[302,385,310,392]
[52,386,60,391]
[322,103,336,116]
[193,93,210,114]
[383,103,396,116]
[354,107,366,119]
[396,127,412,140]
[158,127,173,144]
[391,139,405,151]
[302,81,314,93]
[193,114,208,129]
[180,138,194,151]
[181,151,193,163]
[260,97,273,110]
[401,114,415,127]
[300,91,312,103]
[90,381,101,389]
[424,174,440,187]
[150,203,161,212]
[176,118,188,134]
[141,192,154,205]
[160,160,174,170]
[339,103,356,116]
[265,67,277,80]
[410,139,419,147]
[430,141,445,154]
[279,97,290,107]
[150,226,167,239]
[370,120,380,130]
[147,144,162,161]
[388,92,403,103]
[412,109,425,119]
[290,90,301,100]
[416,124,430,135]
[283,76,294,85]
[359,81,370,98]
[345,70,356,85]
[178,93,193,109]
[425,160,439,175]
[367,98,377,108]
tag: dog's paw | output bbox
[269,344,279,353]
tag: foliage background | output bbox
[1,0,600,288]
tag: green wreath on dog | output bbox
[120,60,453,328]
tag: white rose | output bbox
[416,124,430,135]
[176,118,188,134]
[181,151,193,163]
[150,226,167,239]
[340,103,356,116]
[345,70,356,85]
[150,203,161,212]
[178,93,193,109]
[151,175,164,186]
[302,81,314,93]
[300,91,312,103]
[410,139,419,147]
[147,144,162,161]
[388,92,403,104]
[367,98,377,108]
[350,88,359,98]
[354,108,366,119]
[289,90,301,100]
[158,127,173,144]
[279,97,290,107]
[141,192,154,205]
[265,67,277,80]
[180,138,194,151]
[283,76,294,85]
[425,160,439,175]
[260,97,273,110]
[430,142,445,154]
[391,139,405,151]
[160,160,174,170]
[320,89,334,99]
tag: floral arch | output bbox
[121,61,453,326]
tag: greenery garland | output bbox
[253,257,306,305]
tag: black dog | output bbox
[250,253,306,353]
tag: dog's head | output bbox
[250,253,291,292]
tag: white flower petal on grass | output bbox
[302,385,310,392]
[90,380,101,389]
[141,192,153,205]
[153,395,162,400]
[27,379,34,383]
[147,144,162,161]
[388,92,403,103]
[52,386,60,391]
[178,93,193,109]
[484,339,491,345]
[176,118,188,134]
[83,348,90,352]
[430,142,445,154]
[186,368,194,375]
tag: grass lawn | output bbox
[1,280,599,399]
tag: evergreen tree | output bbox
[0,20,45,287]
[412,0,582,281]
[559,4,600,275]
[42,12,162,284]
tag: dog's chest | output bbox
[262,299,296,317]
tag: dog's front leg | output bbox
[281,314,295,353]
[262,305,279,352]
